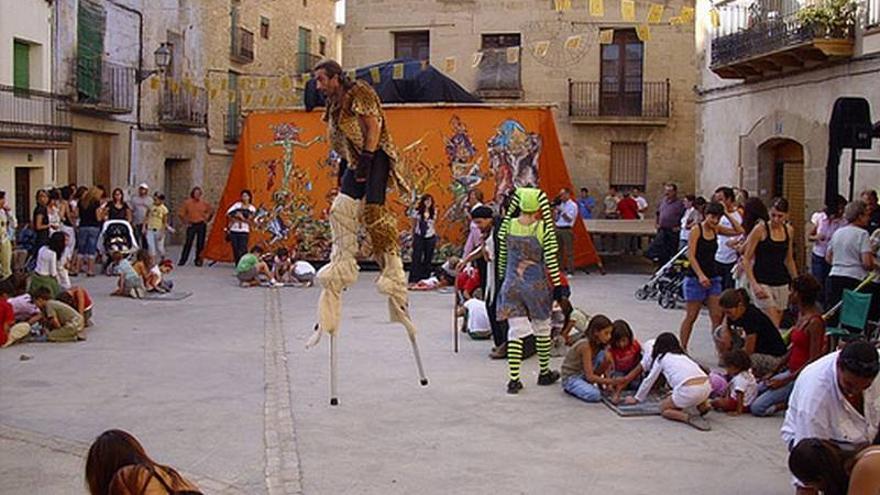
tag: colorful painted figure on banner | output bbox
[444,116,483,225]
[489,119,542,205]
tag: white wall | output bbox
[0,0,53,89]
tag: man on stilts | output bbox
[307,60,427,405]
[497,187,567,394]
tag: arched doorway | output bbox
[757,139,807,270]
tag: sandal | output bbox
[686,414,711,431]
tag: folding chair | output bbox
[826,289,873,348]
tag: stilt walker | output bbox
[497,187,567,394]
[306,60,427,405]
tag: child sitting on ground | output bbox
[710,349,758,415]
[32,287,85,343]
[609,319,643,392]
[132,249,165,293]
[272,247,294,283]
[111,248,146,299]
[236,245,279,287]
[0,278,32,348]
[57,287,94,328]
[560,314,617,403]
[456,289,491,340]
[626,332,712,431]
[149,259,174,292]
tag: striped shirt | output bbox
[497,188,562,287]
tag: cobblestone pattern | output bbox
[263,289,304,495]
[0,423,247,494]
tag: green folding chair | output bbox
[826,289,873,343]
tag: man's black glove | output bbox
[553,285,570,302]
[355,150,375,183]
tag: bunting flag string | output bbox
[471,51,484,68]
[709,8,721,28]
[599,29,615,44]
[444,56,457,73]
[533,40,550,58]
[392,62,405,79]
[621,0,636,21]
[636,24,652,41]
[506,46,521,64]
[589,0,605,17]
[647,3,664,23]
[554,0,572,11]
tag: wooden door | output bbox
[772,141,805,270]
[14,168,31,226]
[93,134,111,188]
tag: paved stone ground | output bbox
[0,252,792,494]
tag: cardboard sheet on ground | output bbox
[601,391,664,416]
[203,106,599,267]
[141,291,193,301]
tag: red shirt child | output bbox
[0,297,15,347]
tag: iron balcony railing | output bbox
[224,111,242,144]
[72,58,135,113]
[710,0,854,67]
[0,84,72,146]
[231,27,255,63]
[568,80,670,119]
[296,52,322,75]
[159,83,208,128]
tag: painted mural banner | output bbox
[203,105,599,268]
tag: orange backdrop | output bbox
[203,106,599,267]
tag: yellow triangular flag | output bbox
[471,52,484,68]
[276,95,285,106]
[554,0,572,11]
[243,92,253,106]
[346,69,357,81]
[599,29,614,44]
[169,80,179,94]
[370,67,381,84]
[220,79,228,91]
[204,79,213,92]
[506,46,520,64]
[227,90,237,104]
[620,0,635,21]
[636,24,652,41]
[589,0,604,17]
[669,16,682,25]
[709,8,721,28]
[533,41,550,58]
[392,63,404,80]
[647,3,663,23]
[680,6,695,23]
[190,84,198,97]
[280,76,292,90]
[210,88,219,100]
[302,73,312,83]
[259,78,268,90]
[262,94,271,106]
[444,57,457,73]
[149,77,160,90]
[564,34,583,51]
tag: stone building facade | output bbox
[696,0,880,265]
[342,0,697,208]
[0,0,61,223]
[40,0,336,236]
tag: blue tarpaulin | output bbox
[304,59,481,111]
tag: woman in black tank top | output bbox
[744,197,797,327]
[680,202,744,350]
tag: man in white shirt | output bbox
[130,183,152,247]
[554,188,578,276]
[782,342,880,492]
[713,186,742,290]
[632,187,649,220]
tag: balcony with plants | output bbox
[710,0,857,81]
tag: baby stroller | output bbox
[656,258,689,309]
[98,220,139,275]
[634,246,688,303]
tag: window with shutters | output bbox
[393,31,429,62]
[77,0,106,101]
[13,40,30,91]
[610,142,647,189]
[477,34,522,98]
[297,27,315,74]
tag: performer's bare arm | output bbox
[292,136,324,148]
[360,115,381,152]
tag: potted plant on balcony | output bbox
[796,0,857,38]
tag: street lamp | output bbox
[136,43,172,82]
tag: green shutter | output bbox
[77,0,106,101]
[13,41,30,90]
